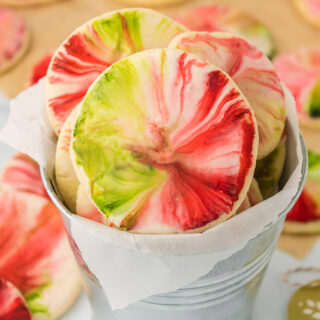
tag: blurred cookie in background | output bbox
[283,150,320,234]
[174,4,275,59]
[274,47,320,130]
[0,154,82,319]
[0,6,30,74]
[294,0,320,29]
[1,153,49,197]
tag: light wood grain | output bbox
[0,0,319,259]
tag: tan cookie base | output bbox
[55,105,81,213]
[283,219,320,234]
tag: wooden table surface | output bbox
[0,0,319,259]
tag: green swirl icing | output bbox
[25,284,50,316]
[84,9,186,63]
[92,11,144,54]
[308,150,320,181]
[73,55,167,226]
[307,80,320,117]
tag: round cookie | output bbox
[0,278,32,320]
[283,150,320,234]
[294,0,320,29]
[0,189,82,320]
[174,5,275,59]
[55,106,81,213]
[274,48,320,130]
[70,48,258,234]
[1,153,48,199]
[46,8,187,135]
[169,31,286,159]
[0,6,30,74]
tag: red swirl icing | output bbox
[0,191,65,293]
[286,190,319,222]
[170,32,285,159]
[0,278,31,320]
[1,153,48,199]
[48,31,111,132]
[274,48,320,117]
[28,53,53,86]
[134,56,256,231]
[175,5,230,33]
[75,49,258,233]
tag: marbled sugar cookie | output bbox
[46,8,187,135]
[0,6,29,74]
[0,278,32,320]
[1,153,48,198]
[174,5,275,58]
[70,48,258,234]
[169,31,286,159]
[0,190,82,320]
[0,154,82,320]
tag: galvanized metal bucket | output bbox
[41,134,307,320]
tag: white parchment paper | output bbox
[0,79,56,167]
[0,79,305,310]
